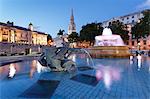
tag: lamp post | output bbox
[136,19,141,51]
[11,44,15,54]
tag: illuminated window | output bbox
[144,40,146,45]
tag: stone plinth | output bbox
[88,46,131,58]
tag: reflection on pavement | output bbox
[30,60,37,78]
[147,57,150,72]
[30,60,50,78]
[0,59,51,80]
[96,65,121,90]
[8,63,16,78]
[137,54,142,71]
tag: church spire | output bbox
[71,8,74,21]
[68,9,76,35]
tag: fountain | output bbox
[38,47,77,72]
[94,28,125,46]
[38,46,96,72]
[88,28,130,58]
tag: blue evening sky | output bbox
[0,0,149,38]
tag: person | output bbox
[130,55,133,60]
[129,55,134,65]
[148,50,150,57]
[136,51,139,56]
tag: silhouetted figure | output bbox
[148,50,150,57]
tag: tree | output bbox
[47,34,53,46]
[57,29,65,36]
[47,34,52,42]
[68,32,79,43]
[108,20,129,43]
[79,22,103,42]
[132,10,150,41]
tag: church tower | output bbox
[68,9,76,35]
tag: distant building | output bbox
[0,21,47,45]
[102,10,144,30]
[101,9,150,50]
[68,9,76,35]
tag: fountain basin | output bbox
[88,46,131,58]
[88,28,131,58]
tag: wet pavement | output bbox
[0,55,150,99]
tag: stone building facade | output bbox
[0,21,48,54]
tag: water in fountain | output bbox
[94,28,125,46]
[80,49,95,68]
[77,49,122,90]
[68,48,95,68]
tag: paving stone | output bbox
[0,57,150,99]
[19,80,60,98]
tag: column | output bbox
[0,27,2,42]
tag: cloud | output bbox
[137,0,150,9]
